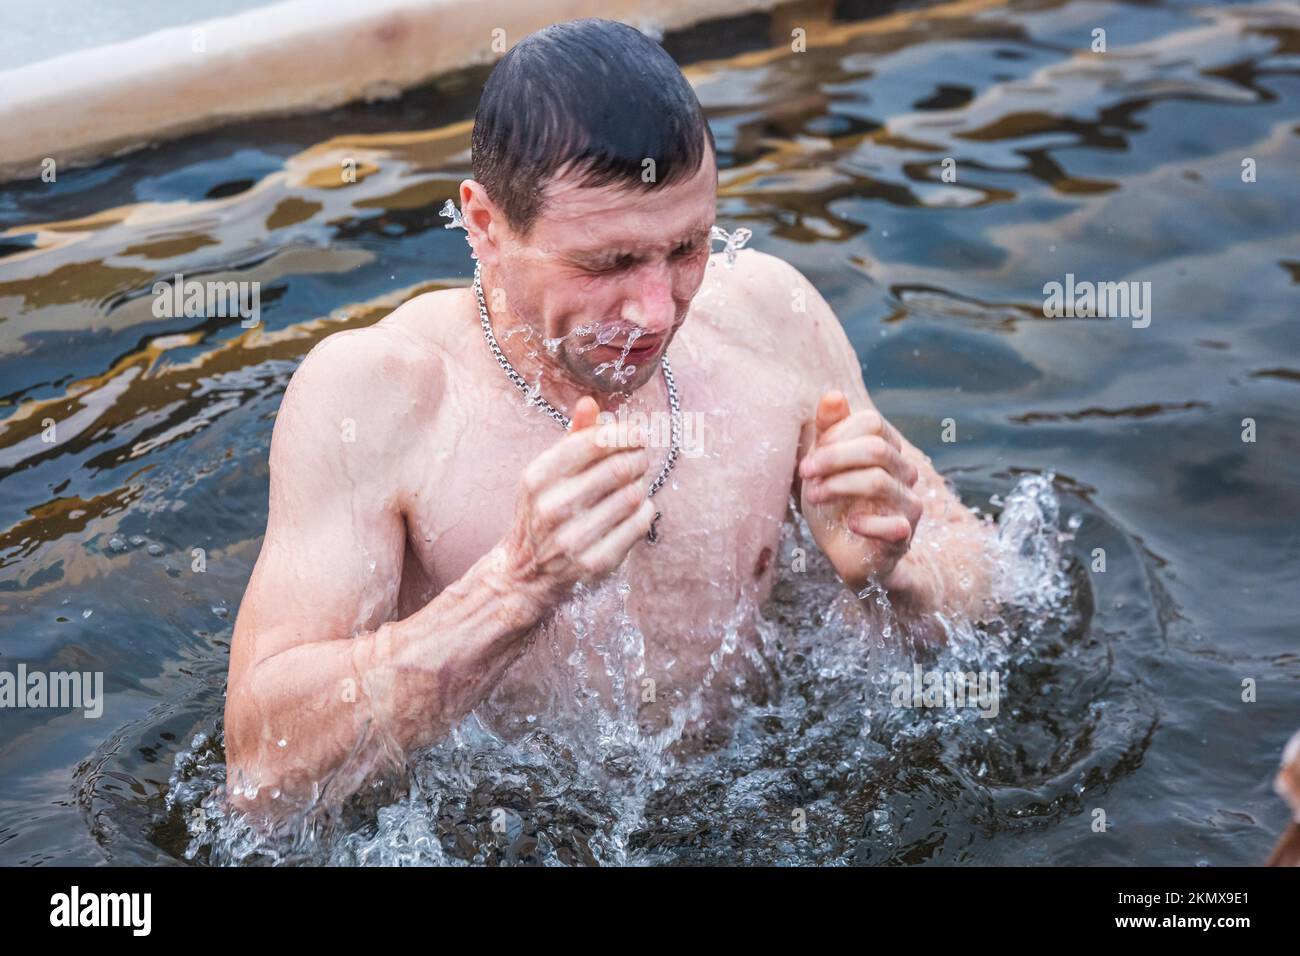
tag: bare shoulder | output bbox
[374,285,471,360]
[701,248,851,375]
[272,292,458,473]
[716,246,808,294]
[709,248,827,327]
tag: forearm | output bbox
[224,546,546,813]
[883,502,996,622]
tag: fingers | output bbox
[815,390,851,436]
[800,434,918,486]
[570,396,601,432]
[846,513,913,543]
[814,402,902,452]
[805,467,923,526]
[527,411,643,487]
[508,396,659,599]
[532,447,649,526]
[556,481,651,558]
[574,497,657,573]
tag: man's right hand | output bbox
[494,396,655,607]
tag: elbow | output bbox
[221,667,294,818]
[222,685,265,813]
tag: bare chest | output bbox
[412,377,800,586]
[396,337,809,730]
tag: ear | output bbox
[459,179,506,266]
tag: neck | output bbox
[476,263,662,418]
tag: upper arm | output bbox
[749,253,993,612]
[732,251,875,489]
[227,329,415,695]
[750,251,960,512]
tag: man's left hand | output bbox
[799,391,923,592]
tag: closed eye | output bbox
[587,253,640,274]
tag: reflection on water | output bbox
[1,0,1298,865]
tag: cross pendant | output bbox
[647,510,662,545]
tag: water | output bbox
[1,0,1298,866]
[172,474,1097,865]
[710,225,753,266]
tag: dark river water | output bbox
[1,0,1297,865]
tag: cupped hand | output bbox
[798,390,923,591]
[496,397,655,606]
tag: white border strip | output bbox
[0,0,786,181]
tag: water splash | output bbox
[438,199,464,230]
[169,472,1092,865]
[710,226,752,266]
[591,327,644,386]
[439,199,475,257]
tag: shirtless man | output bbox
[224,18,994,815]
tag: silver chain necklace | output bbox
[473,261,680,544]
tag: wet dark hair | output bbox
[471,18,716,235]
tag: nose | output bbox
[620,261,676,334]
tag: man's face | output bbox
[478,144,717,394]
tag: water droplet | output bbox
[710,225,752,266]
[438,199,465,230]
